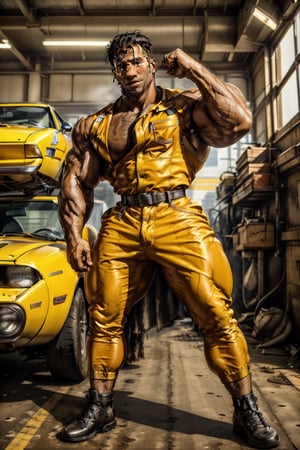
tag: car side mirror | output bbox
[61,121,72,133]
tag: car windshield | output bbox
[0,199,64,240]
[0,106,54,128]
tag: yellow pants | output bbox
[85,196,250,384]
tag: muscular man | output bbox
[58,31,279,449]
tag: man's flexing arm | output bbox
[162,48,252,147]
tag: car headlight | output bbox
[0,305,25,339]
[24,144,42,158]
[6,266,40,288]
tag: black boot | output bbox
[233,393,279,449]
[58,389,116,443]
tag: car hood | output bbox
[0,238,63,262]
[0,125,51,143]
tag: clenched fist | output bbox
[66,237,93,272]
[162,48,197,78]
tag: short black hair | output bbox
[106,31,153,68]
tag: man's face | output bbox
[113,45,156,96]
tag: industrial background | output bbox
[0,0,299,373]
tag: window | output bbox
[280,71,299,125]
[272,11,300,128]
[276,26,295,81]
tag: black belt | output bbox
[121,188,186,206]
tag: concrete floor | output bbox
[0,319,299,450]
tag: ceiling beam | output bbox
[0,15,256,51]
[14,0,38,26]
[0,30,34,71]
[76,0,85,16]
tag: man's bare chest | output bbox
[107,110,139,162]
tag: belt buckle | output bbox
[138,193,151,206]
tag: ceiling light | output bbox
[253,7,277,31]
[43,39,109,47]
[0,39,11,49]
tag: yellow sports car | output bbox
[0,103,72,193]
[0,194,107,381]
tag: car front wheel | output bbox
[46,287,89,382]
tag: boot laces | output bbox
[79,404,97,425]
[241,401,269,432]
[76,395,104,427]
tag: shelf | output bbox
[232,173,275,207]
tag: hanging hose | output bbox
[254,266,286,316]
[257,317,292,348]
[252,266,292,347]
[242,257,258,309]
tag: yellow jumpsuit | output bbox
[84,88,250,384]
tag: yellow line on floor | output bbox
[4,385,69,450]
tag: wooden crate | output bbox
[237,163,271,185]
[236,147,267,171]
[232,173,274,207]
[235,221,275,250]
[216,172,236,200]
[276,145,300,174]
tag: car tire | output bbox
[46,287,89,382]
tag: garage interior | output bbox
[0,0,299,359]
